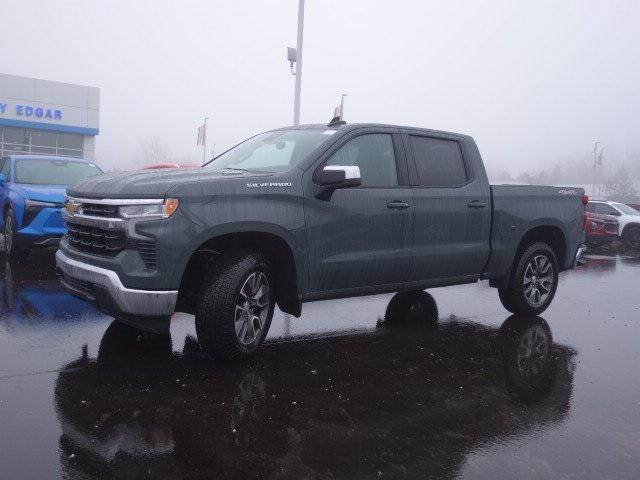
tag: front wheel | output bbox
[195,250,275,362]
[498,242,559,316]
[4,208,29,261]
[622,225,640,250]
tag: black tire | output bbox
[195,250,275,362]
[622,225,640,250]
[498,242,559,316]
[4,208,29,261]
[381,290,438,328]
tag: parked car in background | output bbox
[57,123,586,361]
[626,203,640,213]
[143,163,200,169]
[587,200,640,249]
[0,155,102,260]
[584,211,619,248]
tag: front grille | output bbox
[63,274,95,298]
[67,223,125,256]
[81,203,118,217]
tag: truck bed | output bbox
[483,184,586,284]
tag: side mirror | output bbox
[317,165,361,188]
[0,174,5,185]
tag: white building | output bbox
[0,73,99,160]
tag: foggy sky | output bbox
[2,0,639,175]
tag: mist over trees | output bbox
[488,147,640,198]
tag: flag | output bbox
[597,150,604,166]
[197,122,207,146]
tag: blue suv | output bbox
[0,155,102,259]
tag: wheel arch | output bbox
[176,226,303,317]
[492,223,567,289]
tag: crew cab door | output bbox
[304,129,413,295]
[403,132,491,281]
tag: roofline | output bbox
[273,122,469,138]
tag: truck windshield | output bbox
[15,159,102,185]
[205,129,334,173]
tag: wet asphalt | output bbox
[0,247,639,479]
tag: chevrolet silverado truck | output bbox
[56,123,587,361]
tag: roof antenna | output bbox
[328,93,347,126]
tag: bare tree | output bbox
[134,137,172,169]
[604,167,637,198]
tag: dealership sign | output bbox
[0,102,62,121]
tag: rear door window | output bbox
[409,136,468,187]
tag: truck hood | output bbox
[12,184,67,204]
[66,168,262,199]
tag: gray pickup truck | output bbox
[56,123,586,360]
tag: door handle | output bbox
[387,201,410,210]
[467,200,487,209]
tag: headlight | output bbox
[25,199,57,209]
[119,198,179,218]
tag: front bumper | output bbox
[16,233,62,248]
[56,250,178,318]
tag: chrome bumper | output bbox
[56,250,178,317]
[574,244,587,267]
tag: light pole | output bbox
[292,0,305,125]
[592,141,600,196]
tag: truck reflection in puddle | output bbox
[55,292,576,479]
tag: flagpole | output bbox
[592,141,599,197]
[202,117,208,164]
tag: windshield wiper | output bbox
[221,167,249,172]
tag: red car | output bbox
[585,211,619,246]
[143,163,200,169]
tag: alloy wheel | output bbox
[523,254,554,307]
[235,271,271,345]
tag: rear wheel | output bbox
[195,250,275,362]
[622,225,640,250]
[498,242,559,316]
[4,208,29,261]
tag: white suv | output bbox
[587,201,640,249]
